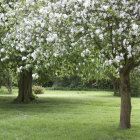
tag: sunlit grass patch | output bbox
[0,90,139,140]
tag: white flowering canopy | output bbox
[54,0,140,74]
[0,0,140,76]
[0,0,66,73]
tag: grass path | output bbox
[0,90,140,140]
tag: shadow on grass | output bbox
[0,95,139,140]
[0,95,104,115]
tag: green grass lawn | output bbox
[0,89,140,140]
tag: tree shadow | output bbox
[0,95,104,116]
[0,95,139,139]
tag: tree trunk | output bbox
[8,86,12,94]
[6,76,13,94]
[112,78,120,96]
[112,80,117,96]
[119,71,131,129]
[3,69,13,94]
[15,70,35,103]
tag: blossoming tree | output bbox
[0,0,140,129]
[0,0,64,103]
[54,0,140,129]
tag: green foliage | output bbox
[52,75,113,90]
[94,79,113,89]
[33,66,55,87]
[0,87,9,94]
[52,76,83,90]
[0,86,18,95]
[130,68,140,97]
[32,86,44,94]
[0,63,15,94]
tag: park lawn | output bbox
[0,90,140,140]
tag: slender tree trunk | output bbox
[112,80,117,96]
[15,70,35,103]
[112,78,120,96]
[6,76,13,94]
[7,86,12,94]
[3,69,13,94]
[107,73,120,96]
[119,71,131,129]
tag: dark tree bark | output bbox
[119,70,131,129]
[15,70,35,103]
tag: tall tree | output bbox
[0,0,139,129]
[54,0,140,129]
[0,0,61,103]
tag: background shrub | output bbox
[52,75,113,90]
[33,86,44,94]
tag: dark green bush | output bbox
[33,86,44,94]
[52,75,113,90]
[52,76,84,90]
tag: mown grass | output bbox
[0,89,140,140]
